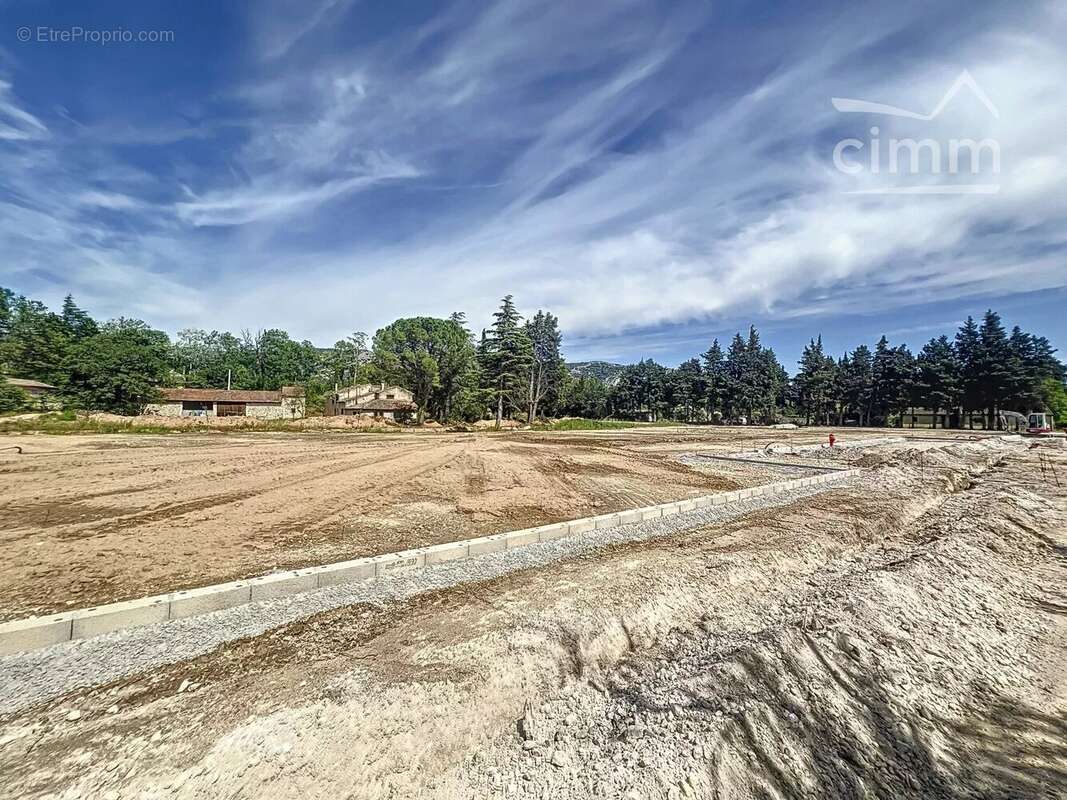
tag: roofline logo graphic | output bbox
[831,70,1001,195]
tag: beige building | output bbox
[145,386,305,419]
[325,382,415,420]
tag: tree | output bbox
[1039,378,1067,427]
[838,345,874,426]
[327,332,370,388]
[0,371,32,413]
[954,316,982,425]
[795,336,836,425]
[523,310,565,423]
[701,339,726,421]
[480,296,534,426]
[61,295,98,340]
[61,320,171,413]
[559,373,610,419]
[976,310,1011,428]
[429,315,480,421]
[915,336,960,426]
[671,358,705,422]
[0,295,71,383]
[611,359,670,420]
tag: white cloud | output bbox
[0,79,48,141]
[2,0,1066,361]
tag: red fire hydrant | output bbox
[828,433,836,448]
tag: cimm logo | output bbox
[831,70,1001,194]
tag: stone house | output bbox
[325,382,415,420]
[145,386,305,419]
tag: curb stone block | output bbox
[469,535,507,556]
[71,597,170,639]
[567,519,596,535]
[316,558,376,587]
[169,583,251,619]
[536,523,571,542]
[0,614,73,656]
[248,571,318,601]
[639,506,663,521]
[505,529,539,549]
[374,550,425,577]
[616,509,643,524]
[593,513,621,530]
[423,542,469,565]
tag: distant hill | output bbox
[566,361,627,385]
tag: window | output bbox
[181,400,212,413]
[386,394,395,399]
[217,403,247,417]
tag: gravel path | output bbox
[0,476,858,715]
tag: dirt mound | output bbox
[473,419,524,429]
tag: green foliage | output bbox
[795,336,836,425]
[0,382,32,413]
[558,374,610,419]
[915,336,960,420]
[372,316,478,423]
[480,296,534,424]
[522,310,565,422]
[1039,378,1067,426]
[2,283,1062,433]
[61,320,171,414]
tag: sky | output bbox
[1,0,1065,371]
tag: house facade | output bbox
[145,386,305,419]
[325,383,415,420]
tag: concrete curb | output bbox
[0,469,860,655]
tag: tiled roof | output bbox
[159,387,303,403]
[6,378,57,390]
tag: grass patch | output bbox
[0,414,179,435]
[0,413,400,436]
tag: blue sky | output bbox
[1,0,1065,371]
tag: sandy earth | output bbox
[1,435,1062,799]
[0,426,834,619]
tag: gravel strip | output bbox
[0,475,859,716]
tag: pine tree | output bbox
[915,336,960,426]
[701,339,726,421]
[523,310,564,423]
[839,345,874,426]
[61,295,98,340]
[796,336,835,425]
[481,296,533,426]
[954,316,982,426]
[977,310,1011,428]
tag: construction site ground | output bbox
[0,425,920,620]
[1,428,1063,799]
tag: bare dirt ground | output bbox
[0,425,866,620]
[1,435,1062,800]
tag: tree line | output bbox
[1,285,1064,427]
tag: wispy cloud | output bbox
[0,80,48,141]
[1,0,1065,364]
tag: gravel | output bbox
[0,476,858,716]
